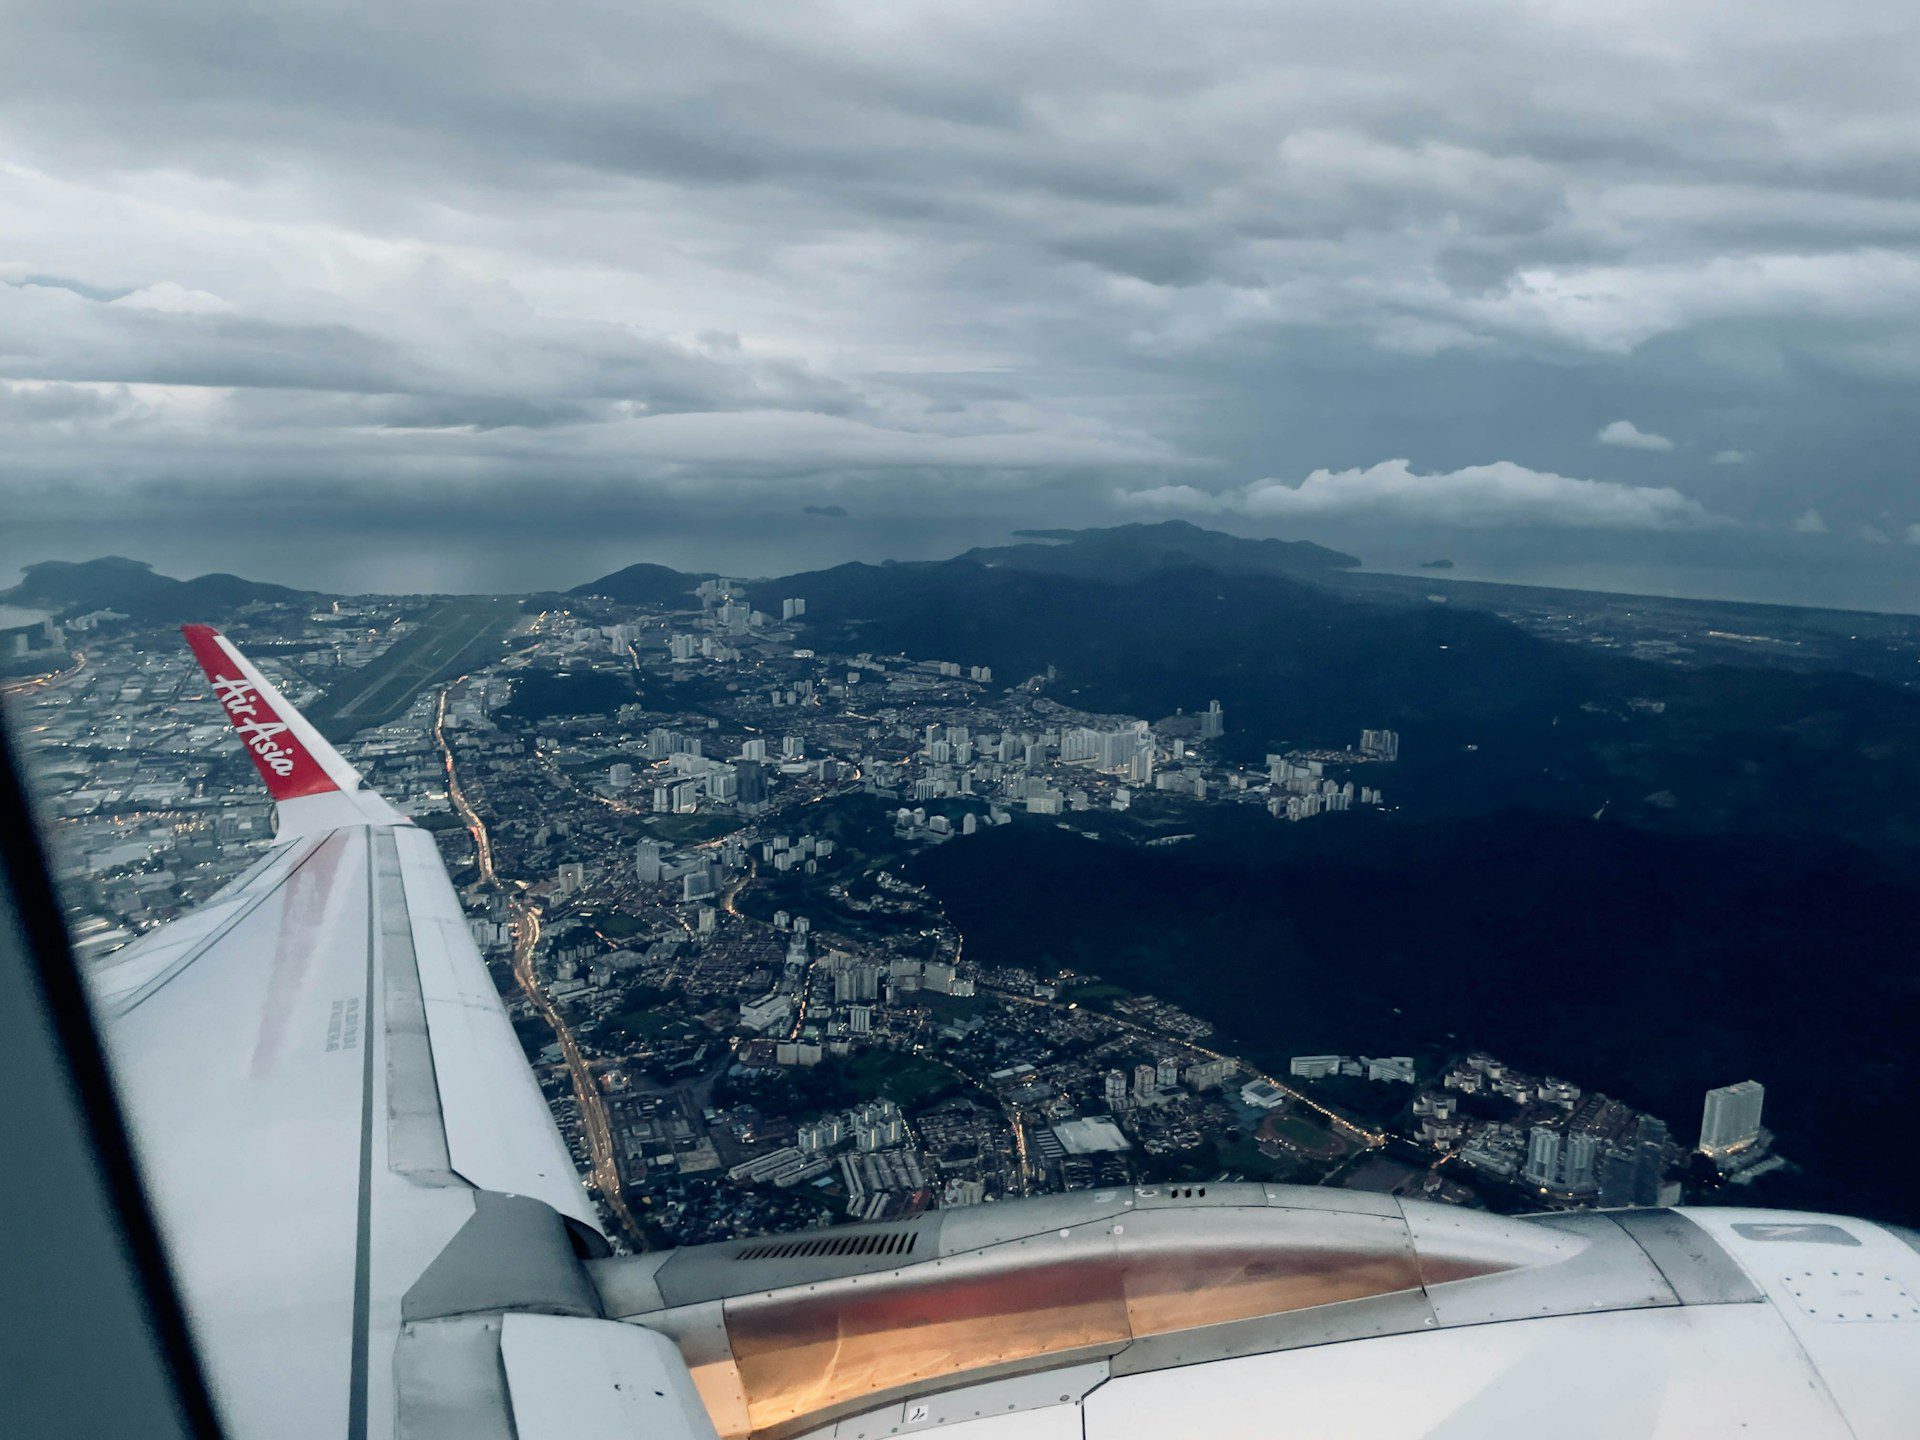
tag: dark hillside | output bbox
[911,810,1920,1223]
[9,557,307,619]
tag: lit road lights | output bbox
[1,649,86,698]
[436,681,645,1251]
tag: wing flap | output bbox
[501,1315,722,1440]
[394,825,601,1238]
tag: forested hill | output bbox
[567,561,710,605]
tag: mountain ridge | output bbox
[566,561,713,605]
[963,519,1359,578]
[7,557,308,620]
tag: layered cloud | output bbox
[1119,460,1718,531]
[0,0,1916,577]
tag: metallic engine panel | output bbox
[1613,1208,1764,1305]
[1423,1210,1677,1326]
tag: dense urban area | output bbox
[6,583,1782,1251]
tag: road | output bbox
[435,684,647,1250]
[509,904,645,1247]
[2,648,86,698]
[993,987,1386,1149]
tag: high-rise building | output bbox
[834,964,880,1004]
[653,780,697,814]
[1359,728,1401,762]
[1524,1125,1603,1193]
[1523,1126,1560,1187]
[1632,1115,1671,1205]
[1133,1063,1158,1102]
[1561,1132,1599,1190]
[798,1116,843,1153]
[1200,700,1224,740]
[1184,1058,1235,1091]
[634,839,663,884]
[1599,1147,1636,1209]
[1103,1070,1129,1112]
[1699,1080,1765,1156]
[736,760,767,807]
[1128,747,1154,786]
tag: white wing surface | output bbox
[90,626,620,1440]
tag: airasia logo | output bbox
[210,671,300,778]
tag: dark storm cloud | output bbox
[1,0,1919,596]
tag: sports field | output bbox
[308,598,519,737]
[1256,1109,1348,1161]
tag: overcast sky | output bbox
[3,0,1919,602]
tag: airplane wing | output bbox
[84,626,711,1440]
[27,624,1920,1440]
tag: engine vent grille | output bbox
[735,1230,919,1262]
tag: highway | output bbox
[2,648,86,698]
[509,904,645,1247]
[435,684,648,1250]
[992,986,1386,1149]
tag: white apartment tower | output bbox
[1699,1080,1766,1156]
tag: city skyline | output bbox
[13,573,1816,1237]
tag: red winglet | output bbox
[181,624,340,801]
